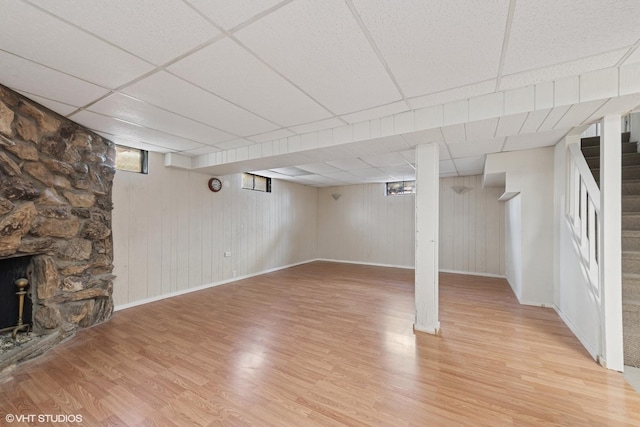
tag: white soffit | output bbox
[0,1,154,89]
[503,127,570,151]
[168,38,332,127]
[121,71,278,136]
[448,137,505,159]
[352,0,508,97]
[29,0,218,65]
[234,0,401,115]
[504,0,640,75]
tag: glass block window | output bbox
[386,180,415,195]
[115,146,148,174]
[242,173,271,192]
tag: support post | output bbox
[414,142,440,334]
[600,114,623,371]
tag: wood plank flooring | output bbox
[1,261,640,426]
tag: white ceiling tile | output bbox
[505,0,638,74]
[340,101,409,124]
[288,118,345,134]
[97,132,174,153]
[440,159,457,174]
[215,138,255,150]
[235,0,401,115]
[380,164,415,180]
[1,2,154,89]
[458,169,483,177]
[17,92,78,117]
[122,71,278,136]
[88,93,235,144]
[465,118,499,141]
[30,0,218,65]
[323,171,359,181]
[70,110,202,151]
[555,77,579,106]
[297,174,346,185]
[270,166,312,176]
[0,50,109,106]
[495,113,528,137]
[297,163,340,174]
[247,128,295,143]
[349,168,389,180]
[500,50,626,91]
[448,137,504,159]
[441,124,466,144]
[168,38,331,127]
[352,0,508,97]
[360,152,407,168]
[453,156,485,172]
[326,158,370,171]
[186,0,282,30]
[443,100,468,126]
[409,81,496,109]
[400,150,415,164]
[503,128,570,152]
[440,172,460,178]
[183,146,221,156]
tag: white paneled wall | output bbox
[317,184,415,268]
[317,177,505,275]
[112,152,318,308]
[439,175,506,276]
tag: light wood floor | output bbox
[1,262,640,426]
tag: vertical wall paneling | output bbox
[112,153,318,309]
[439,175,506,276]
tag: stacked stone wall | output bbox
[0,85,115,335]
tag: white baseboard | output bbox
[438,269,506,279]
[553,305,598,361]
[315,258,414,270]
[114,258,316,312]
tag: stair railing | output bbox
[566,143,601,295]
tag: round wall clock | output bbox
[208,177,222,192]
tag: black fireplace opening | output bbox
[0,256,33,331]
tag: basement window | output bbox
[115,145,148,174]
[242,173,271,193]
[386,180,415,195]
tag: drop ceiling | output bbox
[1,0,640,187]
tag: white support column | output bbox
[600,114,623,371]
[414,142,440,334]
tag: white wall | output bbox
[553,137,600,359]
[317,183,414,268]
[317,177,505,274]
[112,152,318,309]
[485,147,555,306]
[505,194,522,298]
[439,175,505,276]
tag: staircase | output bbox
[581,132,640,367]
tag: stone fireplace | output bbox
[0,84,115,372]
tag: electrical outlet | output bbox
[224,251,231,257]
